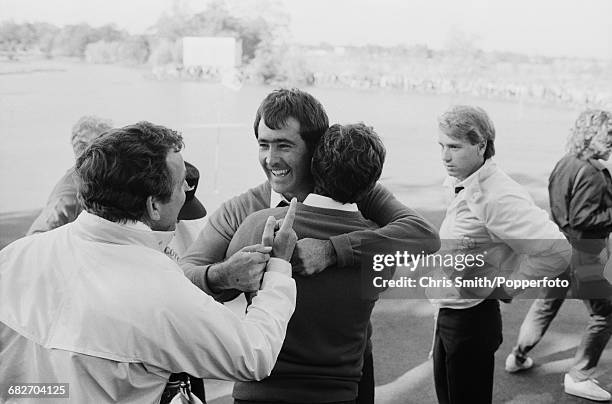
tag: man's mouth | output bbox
[271,169,290,177]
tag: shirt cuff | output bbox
[330,234,353,268]
[266,257,292,277]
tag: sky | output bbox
[1,0,611,59]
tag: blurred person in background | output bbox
[506,109,612,402]
[26,115,113,235]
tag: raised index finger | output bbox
[261,216,276,246]
[279,198,297,233]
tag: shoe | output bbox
[564,373,611,401]
[505,353,534,373]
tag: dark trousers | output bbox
[433,300,503,404]
[356,351,374,404]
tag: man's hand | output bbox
[264,198,298,261]
[207,244,272,293]
[291,238,337,276]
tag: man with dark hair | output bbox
[430,105,570,404]
[181,88,440,402]
[228,123,386,404]
[506,109,612,401]
[0,121,298,403]
[27,115,113,235]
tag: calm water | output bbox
[0,60,583,214]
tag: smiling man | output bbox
[181,88,440,403]
[430,105,570,404]
[258,116,313,201]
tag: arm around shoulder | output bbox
[331,182,440,268]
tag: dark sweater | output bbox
[228,203,379,402]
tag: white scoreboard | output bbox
[182,37,242,68]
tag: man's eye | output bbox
[259,143,269,149]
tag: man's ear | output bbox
[146,196,161,222]
[478,140,487,156]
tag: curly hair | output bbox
[311,123,386,204]
[253,88,329,153]
[566,109,612,159]
[70,115,113,158]
[438,105,496,160]
[75,121,184,223]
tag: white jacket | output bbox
[430,159,571,308]
[0,211,296,403]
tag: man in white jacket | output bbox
[0,121,298,403]
[430,105,571,404]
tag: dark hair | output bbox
[311,123,386,203]
[253,88,329,153]
[438,105,496,160]
[75,121,184,223]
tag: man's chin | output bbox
[269,178,290,194]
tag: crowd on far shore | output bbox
[150,62,612,111]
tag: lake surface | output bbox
[0,60,585,216]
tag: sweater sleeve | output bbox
[180,198,245,301]
[179,184,270,301]
[329,183,441,268]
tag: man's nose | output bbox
[265,147,280,166]
[442,148,452,162]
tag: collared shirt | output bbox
[272,191,359,212]
[270,190,290,208]
[430,159,571,309]
[302,194,359,212]
[0,211,296,403]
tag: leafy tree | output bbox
[51,23,125,57]
[117,35,150,65]
[32,22,60,56]
[0,21,36,54]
